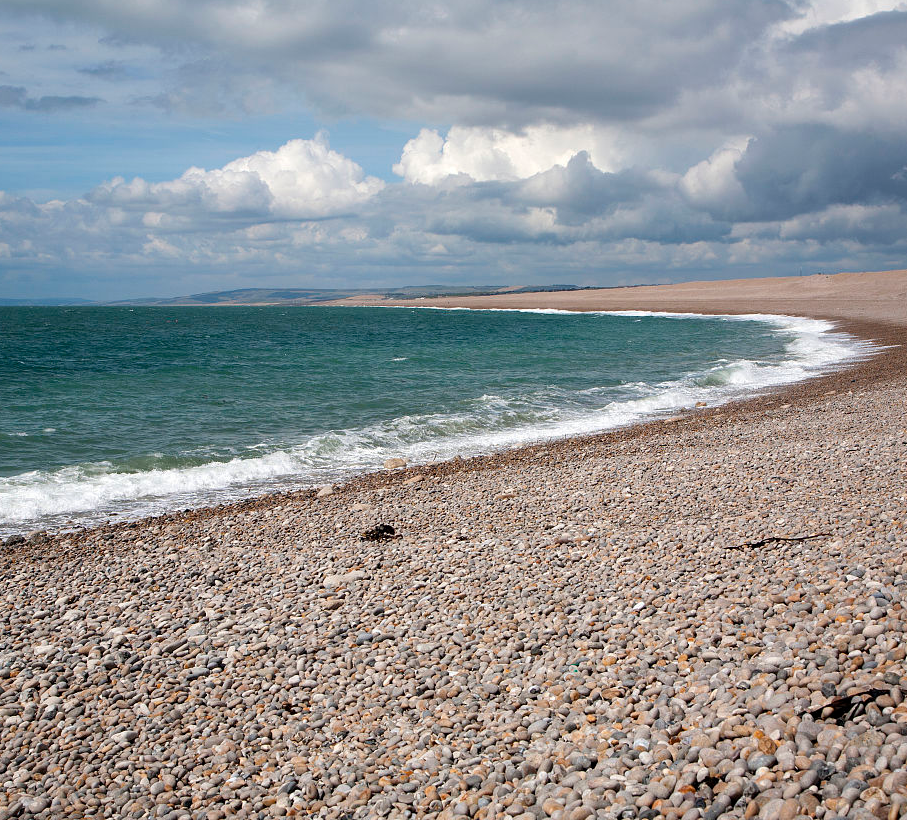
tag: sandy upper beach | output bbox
[2,269,906,820]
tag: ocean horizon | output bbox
[0,305,871,536]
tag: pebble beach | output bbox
[2,271,906,820]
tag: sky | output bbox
[1,0,907,300]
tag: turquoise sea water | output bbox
[0,306,867,534]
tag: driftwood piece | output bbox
[732,532,831,549]
[807,688,890,724]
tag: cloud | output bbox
[0,86,26,107]
[25,94,102,112]
[0,84,101,111]
[784,8,907,65]
[0,0,794,125]
[674,126,907,223]
[141,58,289,117]
[402,154,728,248]
[393,125,622,184]
[730,126,907,221]
[679,140,751,216]
[776,203,907,244]
[2,0,905,136]
[78,60,130,80]
[88,135,384,220]
[771,0,907,38]
[2,122,905,300]
[2,2,907,298]
[515,153,656,214]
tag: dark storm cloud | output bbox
[710,126,907,222]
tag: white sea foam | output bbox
[0,311,876,535]
[397,306,584,315]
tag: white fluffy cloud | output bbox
[393,125,622,184]
[679,139,750,215]
[90,135,384,219]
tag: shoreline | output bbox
[43,321,899,547]
[0,305,890,542]
[2,269,906,820]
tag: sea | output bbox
[0,305,872,536]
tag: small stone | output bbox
[527,718,551,735]
[748,753,777,773]
[542,798,565,816]
[779,799,799,820]
[759,798,785,820]
[323,569,367,588]
[111,729,138,744]
[345,784,371,807]
[21,796,50,813]
[868,606,886,619]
